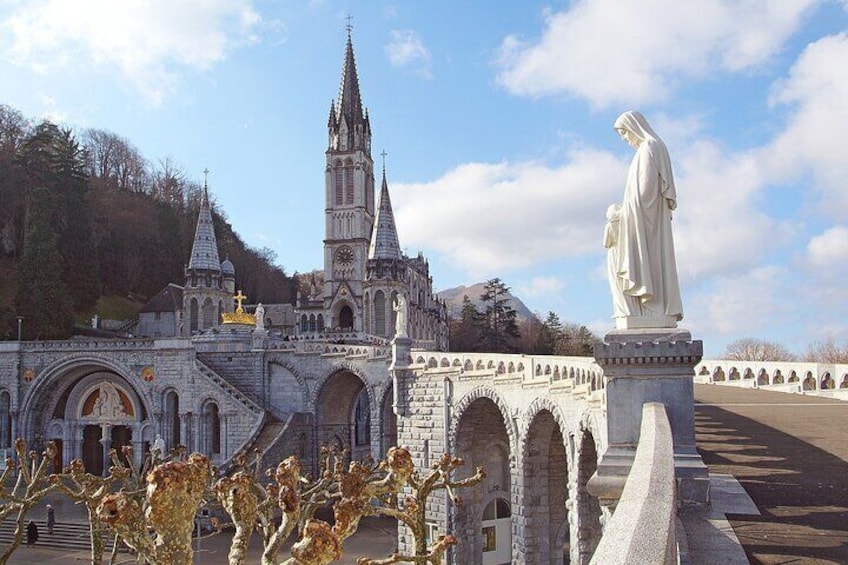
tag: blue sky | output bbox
[2,1,847,357]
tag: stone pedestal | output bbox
[589,328,709,506]
[390,337,413,418]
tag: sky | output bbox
[1,0,847,357]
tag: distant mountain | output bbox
[437,282,534,322]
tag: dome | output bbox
[221,258,235,276]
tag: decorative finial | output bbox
[345,13,353,37]
[234,290,247,313]
[380,149,388,176]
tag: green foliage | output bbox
[449,295,484,352]
[0,103,298,338]
[14,187,74,339]
[479,278,520,353]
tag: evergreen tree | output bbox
[52,127,101,310]
[14,186,74,339]
[449,295,483,352]
[535,311,564,355]
[479,278,520,352]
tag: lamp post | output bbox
[15,317,22,342]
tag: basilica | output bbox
[138,31,448,350]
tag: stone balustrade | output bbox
[695,359,848,399]
[590,402,677,565]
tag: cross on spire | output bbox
[203,168,210,199]
[345,13,353,36]
[380,149,388,174]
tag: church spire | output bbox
[368,152,401,260]
[330,24,370,154]
[188,170,221,271]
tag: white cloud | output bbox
[517,276,566,299]
[392,149,625,277]
[495,0,817,108]
[1,0,261,105]
[807,225,848,269]
[385,29,432,78]
[764,32,848,215]
[686,266,787,335]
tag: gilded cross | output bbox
[234,290,247,313]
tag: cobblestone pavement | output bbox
[694,384,848,564]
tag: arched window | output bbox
[202,298,214,329]
[163,391,180,449]
[340,306,354,331]
[203,401,221,455]
[317,314,325,332]
[345,164,354,204]
[309,314,316,332]
[301,314,309,333]
[374,291,386,336]
[335,168,343,205]
[190,298,199,333]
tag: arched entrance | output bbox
[523,409,569,564]
[315,370,372,464]
[22,361,151,475]
[380,385,397,458]
[454,397,512,564]
[339,306,354,331]
[482,498,511,565]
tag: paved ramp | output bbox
[694,384,848,564]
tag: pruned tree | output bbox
[724,338,797,362]
[0,440,58,563]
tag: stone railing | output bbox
[590,402,676,565]
[696,359,848,398]
[295,342,391,359]
[409,351,604,390]
[18,339,155,351]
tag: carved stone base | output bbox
[593,327,710,505]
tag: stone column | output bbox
[220,415,229,459]
[589,328,709,506]
[100,424,112,477]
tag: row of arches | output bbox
[448,392,603,564]
[415,356,604,391]
[702,366,848,390]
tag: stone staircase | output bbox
[0,520,128,553]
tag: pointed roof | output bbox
[336,32,365,129]
[188,183,222,271]
[368,168,402,260]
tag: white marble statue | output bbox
[151,433,165,457]
[393,293,408,338]
[255,303,265,329]
[608,111,683,329]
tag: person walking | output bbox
[26,520,38,547]
[46,504,55,534]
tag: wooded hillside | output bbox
[0,104,296,340]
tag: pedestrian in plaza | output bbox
[26,520,38,546]
[46,504,55,534]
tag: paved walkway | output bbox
[694,384,848,564]
[5,499,397,564]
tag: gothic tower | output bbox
[363,166,406,337]
[323,30,375,331]
[183,181,233,336]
